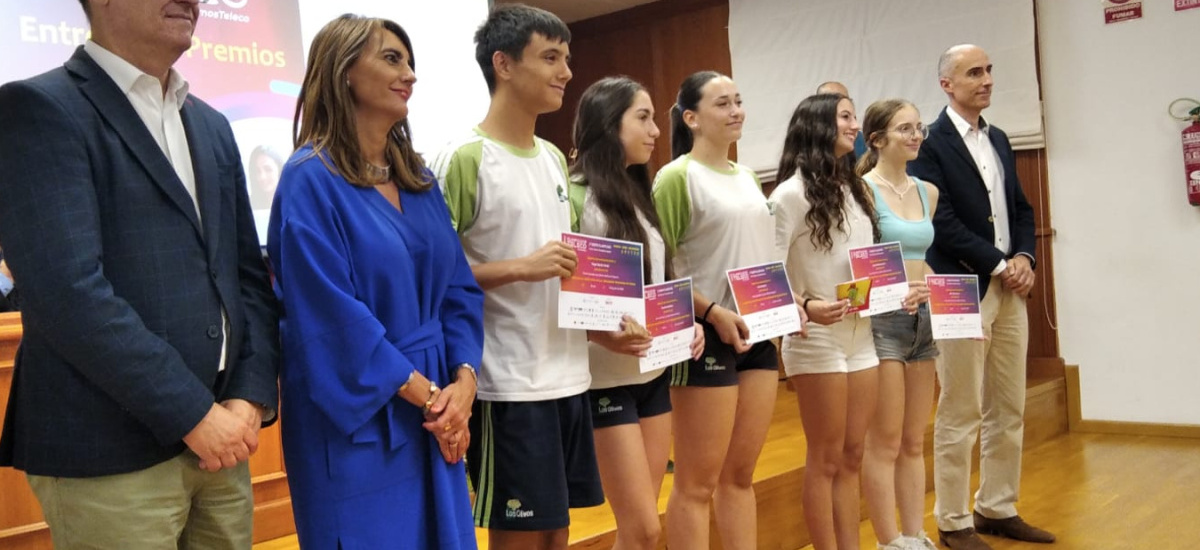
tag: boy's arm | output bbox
[471,242,576,290]
[436,143,578,290]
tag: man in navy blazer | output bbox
[0,0,279,547]
[908,45,1054,550]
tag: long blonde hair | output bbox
[293,14,430,191]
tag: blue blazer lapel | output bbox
[936,108,985,186]
[181,102,222,264]
[65,48,203,238]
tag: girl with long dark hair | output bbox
[769,92,881,550]
[568,75,704,550]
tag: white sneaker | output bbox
[877,537,913,550]
[903,531,937,550]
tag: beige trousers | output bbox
[28,451,253,550]
[933,278,1029,531]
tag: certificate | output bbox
[639,278,696,373]
[559,233,645,331]
[848,241,907,316]
[726,262,802,344]
[926,274,983,339]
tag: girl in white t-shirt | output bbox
[769,93,882,550]
[568,76,704,550]
[652,71,788,550]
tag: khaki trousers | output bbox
[933,278,1029,531]
[28,451,252,550]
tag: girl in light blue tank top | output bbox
[855,99,942,550]
[865,175,935,261]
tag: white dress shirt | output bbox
[84,40,228,372]
[946,107,1012,276]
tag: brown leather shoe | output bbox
[938,528,993,550]
[973,512,1056,543]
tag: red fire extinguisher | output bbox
[1184,106,1200,206]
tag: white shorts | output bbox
[781,315,878,376]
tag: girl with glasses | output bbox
[857,99,939,550]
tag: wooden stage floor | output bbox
[256,376,1131,550]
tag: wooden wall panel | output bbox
[0,313,293,549]
[1015,148,1062,367]
[536,0,734,173]
[0,315,45,549]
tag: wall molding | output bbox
[1066,364,1200,439]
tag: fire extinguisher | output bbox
[1172,99,1200,206]
[1185,108,1200,206]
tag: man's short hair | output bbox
[78,0,90,20]
[815,81,849,96]
[473,3,571,94]
[938,45,976,79]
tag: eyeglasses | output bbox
[889,123,928,140]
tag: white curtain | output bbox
[728,0,1042,178]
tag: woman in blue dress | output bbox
[268,14,483,549]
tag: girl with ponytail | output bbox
[651,71,784,550]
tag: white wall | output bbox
[728,0,1041,175]
[297,2,490,156]
[1039,1,1200,424]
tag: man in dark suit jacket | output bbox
[908,44,1054,550]
[0,1,279,547]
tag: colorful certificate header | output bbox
[561,233,644,299]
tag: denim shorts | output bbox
[871,304,939,363]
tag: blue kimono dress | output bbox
[267,146,483,549]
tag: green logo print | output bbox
[597,396,623,414]
[505,498,534,518]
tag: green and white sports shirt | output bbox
[431,128,589,402]
[651,154,779,311]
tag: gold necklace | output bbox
[871,170,913,200]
